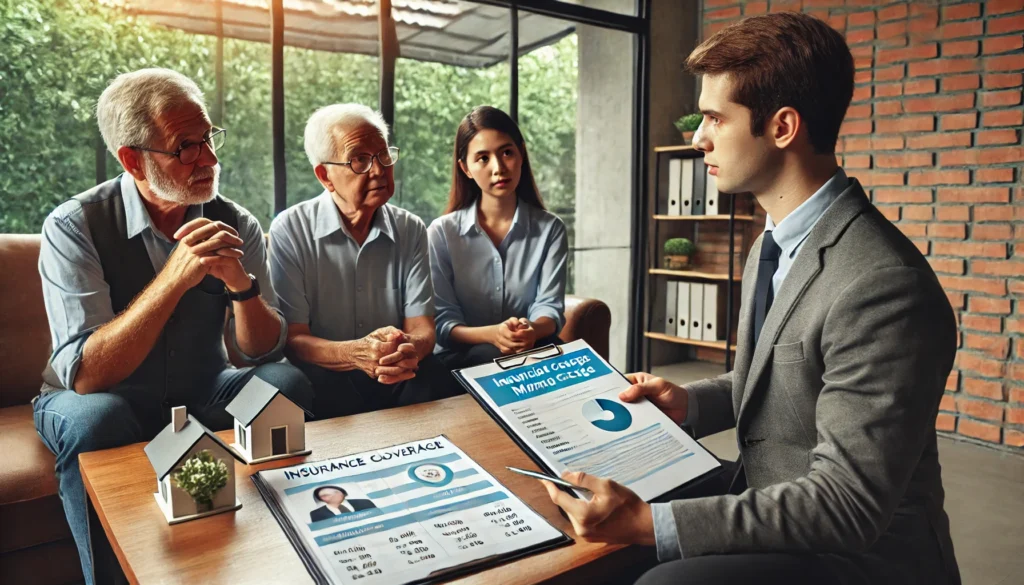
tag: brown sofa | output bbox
[0,233,611,585]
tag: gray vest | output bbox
[42,177,239,408]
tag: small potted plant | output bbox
[674,113,702,144]
[664,238,695,270]
[173,450,229,513]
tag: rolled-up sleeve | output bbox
[39,204,116,390]
[268,217,311,327]
[427,222,467,347]
[652,503,684,561]
[527,217,568,332]
[401,218,434,319]
[228,212,286,364]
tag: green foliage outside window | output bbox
[0,0,579,248]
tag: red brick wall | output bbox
[702,0,1023,450]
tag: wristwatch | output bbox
[226,273,260,302]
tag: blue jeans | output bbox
[32,363,312,585]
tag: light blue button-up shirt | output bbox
[39,172,286,390]
[655,168,850,562]
[427,199,568,350]
[268,191,434,341]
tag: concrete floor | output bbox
[652,361,1024,585]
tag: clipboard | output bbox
[451,341,725,504]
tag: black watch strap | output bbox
[226,274,260,302]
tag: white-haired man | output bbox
[33,68,312,583]
[269,103,457,418]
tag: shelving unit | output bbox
[643,331,737,352]
[642,145,754,373]
[648,268,740,281]
[653,214,755,222]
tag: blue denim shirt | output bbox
[427,199,568,351]
[268,192,434,341]
[38,172,286,392]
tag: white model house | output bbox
[225,375,313,463]
[143,406,244,524]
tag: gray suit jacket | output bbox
[671,180,960,584]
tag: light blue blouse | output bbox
[427,199,568,350]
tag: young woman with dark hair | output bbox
[427,106,568,369]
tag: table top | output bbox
[79,395,654,584]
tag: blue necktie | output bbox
[752,231,781,347]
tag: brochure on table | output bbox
[453,340,722,502]
[253,436,570,585]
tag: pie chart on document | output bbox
[582,398,633,432]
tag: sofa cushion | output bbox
[561,295,612,360]
[0,538,83,585]
[0,405,70,554]
[0,235,50,408]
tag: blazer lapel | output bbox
[737,180,872,423]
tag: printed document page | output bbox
[457,340,721,502]
[254,436,566,585]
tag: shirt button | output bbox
[358,322,363,328]
[357,286,363,293]
[495,286,500,291]
[168,350,176,357]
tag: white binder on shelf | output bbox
[705,172,719,215]
[664,281,678,335]
[702,283,724,342]
[675,281,691,339]
[689,282,704,339]
[680,158,695,216]
[667,159,681,215]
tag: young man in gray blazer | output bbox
[539,12,960,585]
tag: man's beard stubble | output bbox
[145,156,219,206]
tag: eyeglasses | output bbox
[131,127,226,165]
[322,146,399,174]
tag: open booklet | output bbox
[252,436,570,585]
[452,339,722,502]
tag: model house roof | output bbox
[225,375,313,427]
[144,414,244,481]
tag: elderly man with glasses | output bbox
[269,103,458,419]
[33,68,313,584]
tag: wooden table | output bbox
[80,395,658,584]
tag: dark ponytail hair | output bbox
[445,106,545,214]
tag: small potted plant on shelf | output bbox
[674,113,702,144]
[664,238,695,270]
[173,450,229,513]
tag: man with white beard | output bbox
[33,68,312,584]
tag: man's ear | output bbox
[314,164,333,192]
[770,107,801,150]
[117,146,147,181]
[457,159,471,179]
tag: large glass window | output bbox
[519,9,637,368]
[283,3,379,210]
[2,0,217,231]
[392,4,510,225]
[517,29,579,292]
[0,0,276,231]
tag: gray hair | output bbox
[96,68,207,157]
[304,104,389,167]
